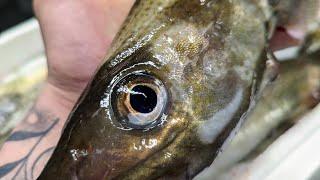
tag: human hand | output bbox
[33,0,135,104]
[0,1,134,179]
[0,0,302,179]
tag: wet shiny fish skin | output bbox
[301,29,320,55]
[195,27,320,179]
[195,57,320,179]
[38,0,272,179]
[272,0,320,39]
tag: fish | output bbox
[195,26,320,179]
[38,0,282,179]
[271,0,320,39]
[195,56,320,179]
[301,29,320,54]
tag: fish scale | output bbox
[38,0,318,179]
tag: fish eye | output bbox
[129,85,157,114]
[109,72,169,130]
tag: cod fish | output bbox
[39,0,273,179]
[196,54,320,180]
[196,26,320,179]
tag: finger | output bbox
[105,0,135,42]
[33,0,135,93]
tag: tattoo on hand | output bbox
[0,107,60,180]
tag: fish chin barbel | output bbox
[38,0,278,179]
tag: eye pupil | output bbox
[130,85,157,114]
[109,71,168,130]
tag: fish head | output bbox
[39,0,270,179]
[271,0,320,39]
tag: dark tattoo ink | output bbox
[0,107,59,180]
[0,159,25,178]
[31,147,55,180]
[7,131,50,142]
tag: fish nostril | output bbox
[130,85,157,114]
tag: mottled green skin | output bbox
[193,55,320,179]
[256,61,320,123]
[244,57,320,154]
[39,0,271,179]
[301,29,320,54]
[275,0,320,27]
[272,0,320,37]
